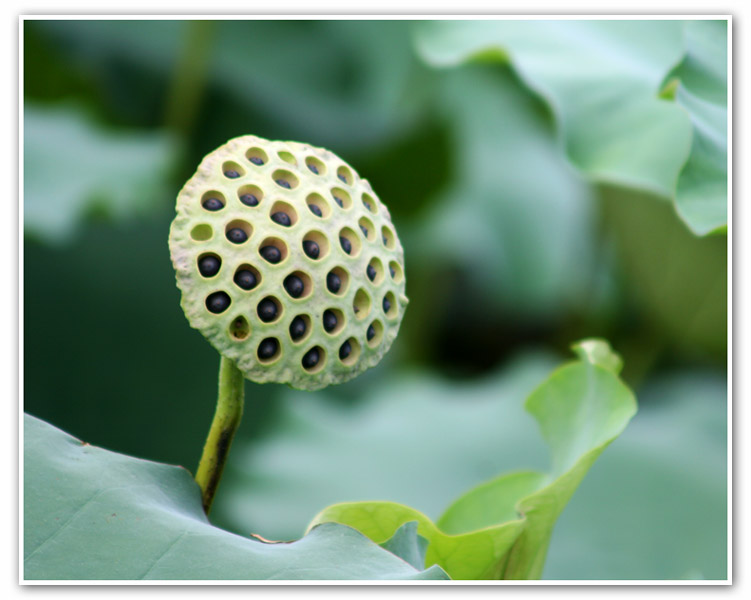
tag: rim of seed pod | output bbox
[169,134,408,391]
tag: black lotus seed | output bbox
[258,338,278,360]
[302,347,320,369]
[308,163,319,174]
[303,240,320,259]
[206,291,231,314]
[367,264,377,282]
[234,269,257,290]
[289,316,307,341]
[224,170,240,179]
[202,197,224,211]
[367,324,376,341]
[284,274,304,298]
[240,193,259,207]
[275,179,291,189]
[338,174,347,183]
[257,298,278,322]
[363,200,372,211]
[323,309,338,333]
[334,196,344,208]
[227,228,248,244]
[383,235,388,245]
[360,225,369,237]
[271,212,292,227]
[390,266,396,278]
[260,245,282,263]
[326,271,341,293]
[339,340,352,360]
[340,236,352,254]
[309,204,323,217]
[383,296,392,313]
[198,255,221,277]
[249,156,264,166]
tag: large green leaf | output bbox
[671,20,728,235]
[23,414,448,580]
[307,340,637,579]
[404,64,598,325]
[24,103,178,244]
[415,20,690,196]
[497,340,637,578]
[414,20,727,236]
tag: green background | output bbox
[23,19,728,580]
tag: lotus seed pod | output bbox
[169,134,408,391]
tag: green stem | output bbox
[195,356,245,515]
[164,20,215,136]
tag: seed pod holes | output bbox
[169,134,407,390]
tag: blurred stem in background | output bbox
[164,20,215,137]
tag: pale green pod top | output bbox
[169,135,408,391]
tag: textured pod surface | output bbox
[169,135,407,390]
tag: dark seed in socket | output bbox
[289,316,307,341]
[234,269,257,290]
[339,340,352,360]
[383,296,392,314]
[284,275,304,298]
[202,197,223,211]
[326,271,341,293]
[366,264,376,282]
[334,196,344,208]
[340,236,352,254]
[271,212,291,227]
[308,164,319,174]
[338,174,347,183]
[240,193,259,207]
[224,170,240,179]
[360,225,369,237]
[302,347,320,369]
[303,240,320,259]
[367,324,376,341]
[363,200,372,211]
[390,266,396,278]
[257,338,278,360]
[206,291,231,314]
[257,298,278,322]
[323,309,338,333]
[249,156,264,166]
[260,245,282,263]
[227,228,248,244]
[382,235,388,245]
[275,179,291,189]
[309,204,323,217]
[198,255,221,277]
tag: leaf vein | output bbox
[138,530,190,579]
[24,488,105,563]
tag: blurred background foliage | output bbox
[23,19,727,579]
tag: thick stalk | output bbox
[195,356,245,515]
